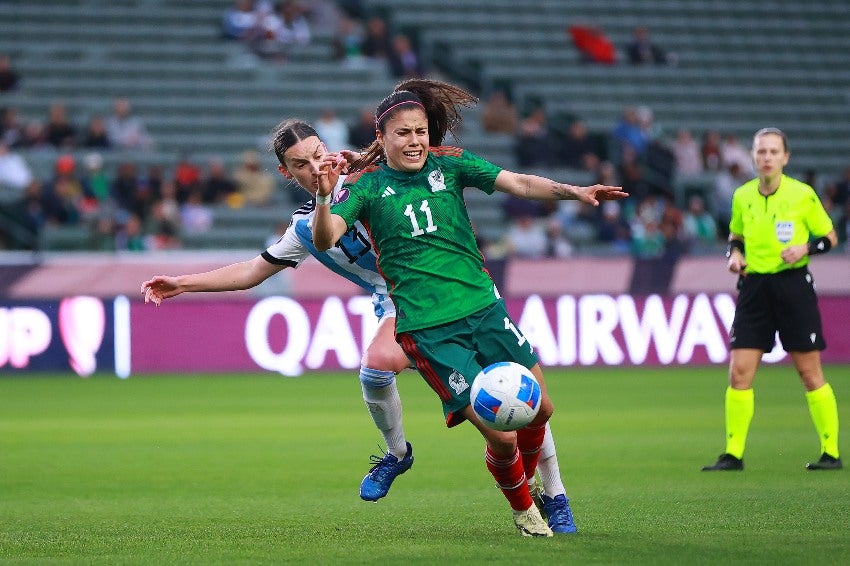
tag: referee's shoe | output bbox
[806,453,843,471]
[701,453,743,471]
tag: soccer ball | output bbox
[470,362,541,431]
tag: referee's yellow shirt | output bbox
[729,175,833,274]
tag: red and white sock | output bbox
[485,446,532,511]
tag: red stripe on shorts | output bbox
[398,333,452,401]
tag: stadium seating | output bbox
[1,0,848,251]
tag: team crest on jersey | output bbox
[775,221,793,243]
[448,370,469,395]
[427,168,446,192]
[333,188,349,204]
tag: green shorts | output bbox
[396,299,539,427]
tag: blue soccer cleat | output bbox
[359,442,414,501]
[541,493,578,534]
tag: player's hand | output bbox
[318,153,346,190]
[780,243,807,264]
[338,149,363,171]
[574,184,628,206]
[140,276,181,306]
[727,252,747,275]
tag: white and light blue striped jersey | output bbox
[261,185,393,318]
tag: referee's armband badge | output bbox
[775,221,793,243]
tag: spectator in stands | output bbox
[543,217,574,258]
[501,213,548,259]
[480,89,518,135]
[42,154,85,225]
[20,119,50,151]
[144,197,182,251]
[44,102,77,149]
[558,119,601,171]
[0,141,34,192]
[222,0,267,40]
[612,106,648,160]
[348,107,376,151]
[82,115,111,150]
[80,152,111,207]
[361,15,393,64]
[314,108,349,152]
[332,13,366,68]
[670,128,702,175]
[515,106,554,167]
[0,54,20,93]
[173,153,202,204]
[712,161,750,238]
[114,213,147,251]
[720,133,753,174]
[1,106,24,148]
[106,98,154,150]
[112,160,152,221]
[626,27,671,65]
[20,179,47,236]
[596,200,632,253]
[155,180,181,228]
[201,157,238,204]
[701,129,723,171]
[388,33,424,79]
[681,193,718,249]
[234,149,275,206]
[180,190,214,234]
[144,164,164,200]
[251,0,311,61]
[87,214,116,251]
[619,159,651,203]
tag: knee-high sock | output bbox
[516,423,546,481]
[360,367,407,458]
[724,386,754,459]
[806,383,840,458]
[485,446,532,511]
[535,422,566,497]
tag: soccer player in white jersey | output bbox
[142,119,572,511]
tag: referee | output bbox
[703,127,841,471]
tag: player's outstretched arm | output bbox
[493,170,627,206]
[141,256,283,306]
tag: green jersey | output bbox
[729,174,833,274]
[331,147,502,332]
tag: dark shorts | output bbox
[397,299,540,428]
[730,267,825,352]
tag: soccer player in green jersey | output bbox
[311,79,627,536]
[702,127,841,472]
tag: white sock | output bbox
[360,367,407,458]
[536,422,566,497]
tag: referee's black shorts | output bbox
[729,266,826,352]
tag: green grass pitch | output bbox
[1,365,848,564]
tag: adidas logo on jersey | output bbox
[381,186,396,198]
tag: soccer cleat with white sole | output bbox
[512,505,553,537]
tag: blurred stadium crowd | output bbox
[0,0,848,258]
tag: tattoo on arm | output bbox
[549,181,572,200]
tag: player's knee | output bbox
[359,366,395,388]
[361,346,409,374]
